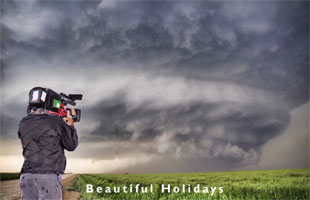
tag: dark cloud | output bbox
[1,0,308,171]
[2,1,308,105]
[1,113,19,140]
[80,95,289,165]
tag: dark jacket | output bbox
[18,114,78,174]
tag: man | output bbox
[18,87,78,200]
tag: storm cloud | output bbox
[1,0,308,172]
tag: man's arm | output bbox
[60,108,78,151]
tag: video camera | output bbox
[28,87,83,122]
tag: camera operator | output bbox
[18,87,78,200]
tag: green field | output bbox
[0,173,20,181]
[70,169,310,200]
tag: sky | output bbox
[0,0,309,173]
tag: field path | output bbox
[0,179,20,200]
[62,174,80,200]
[0,174,79,200]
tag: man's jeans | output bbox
[19,173,62,200]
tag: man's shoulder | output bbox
[20,114,62,124]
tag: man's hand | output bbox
[63,108,75,126]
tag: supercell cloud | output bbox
[1,0,309,172]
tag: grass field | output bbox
[70,168,310,199]
[0,173,20,181]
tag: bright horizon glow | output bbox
[0,156,152,174]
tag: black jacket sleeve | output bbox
[59,119,78,151]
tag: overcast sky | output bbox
[0,0,309,173]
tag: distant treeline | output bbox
[0,173,20,181]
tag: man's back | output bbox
[18,114,78,174]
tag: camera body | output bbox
[28,87,83,122]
